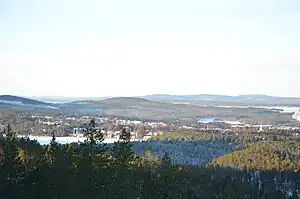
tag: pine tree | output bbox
[109,127,136,198]
[162,152,172,166]
[5,123,16,140]
[81,118,106,198]
[50,132,58,148]
[45,132,58,165]
[111,127,134,167]
[119,127,131,142]
[85,118,104,145]
[0,136,23,198]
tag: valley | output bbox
[1,94,300,198]
[1,95,299,127]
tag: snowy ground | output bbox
[292,110,300,122]
[23,135,120,145]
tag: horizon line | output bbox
[1,93,300,99]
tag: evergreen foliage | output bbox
[0,120,299,198]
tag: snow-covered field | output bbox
[24,136,119,145]
[292,110,300,122]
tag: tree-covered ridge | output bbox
[152,130,300,171]
[2,94,297,125]
[132,140,235,166]
[211,141,300,172]
[153,129,300,148]
[149,130,300,197]
[0,121,296,199]
[151,130,240,142]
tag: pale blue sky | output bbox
[1,0,300,97]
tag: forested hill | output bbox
[70,97,160,107]
[0,96,297,125]
[0,95,49,106]
[67,97,296,124]
[0,123,296,199]
[142,94,300,106]
[0,95,59,110]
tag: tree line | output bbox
[0,120,297,198]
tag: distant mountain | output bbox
[0,95,48,105]
[31,96,108,103]
[92,97,154,105]
[142,94,300,106]
[63,97,168,117]
[0,95,59,110]
[9,94,300,108]
[0,95,297,125]
[27,94,300,110]
[64,96,297,125]
[142,94,235,102]
[70,97,162,109]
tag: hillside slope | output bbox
[142,94,300,106]
[0,95,58,110]
[68,97,296,124]
[0,96,297,125]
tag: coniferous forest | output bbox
[0,119,300,199]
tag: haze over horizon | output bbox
[18,93,300,100]
[1,0,300,98]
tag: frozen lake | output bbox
[22,135,120,145]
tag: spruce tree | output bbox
[111,127,134,167]
[85,118,104,146]
[5,123,16,140]
[162,152,172,166]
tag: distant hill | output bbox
[0,95,59,110]
[65,97,297,125]
[142,94,235,102]
[0,95,297,125]
[85,97,160,107]
[31,96,108,103]
[142,94,300,106]
[32,94,300,106]
[0,95,49,105]
[69,97,164,111]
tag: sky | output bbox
[0,0,300,97]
